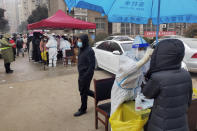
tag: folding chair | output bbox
[63,49,74,66]
[93,77,115,131]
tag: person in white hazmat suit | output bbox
[111,39,153,115]
[46,35,57,67]
[59,37,71,58]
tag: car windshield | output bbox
[183,39,197,49]
[161,35,185,39]
[121,43,133,52]
[105,36,115,40]
[114,37,132,41]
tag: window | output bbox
[105,36,115,40]
[143,20,156,32]
[110,42,123,54]
[95,18,106,29]
[97,41,110,51]
[135,24,140,35]
[121,23,140,35]
[168,23,175,28]
[121,43,133,52]
[76,16,87,21]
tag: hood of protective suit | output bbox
[149,39,185,74]
[46,35,57,48]
[48,35,56,41]
[60,38,70,50]
[79,34,89,50]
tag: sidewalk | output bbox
[0,57,112,131]
[0,56,196,131]
[0,71,113,131]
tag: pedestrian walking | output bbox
[0,34,15,73]
[16,35,24,57]
[74,34,95,117]
[23,34,27,52]
[142,39,193,131]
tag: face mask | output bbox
[43,38,48,42]
[77,42,83,48]
[135,50,145,60]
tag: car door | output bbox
[95,41,111,69]
[108,42,123,74]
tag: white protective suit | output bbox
[46,36,57,67]
[111,48,153,115]
[59,38,71,58]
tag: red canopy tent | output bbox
[27,10,96,30]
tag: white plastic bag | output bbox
[135,93,154,111]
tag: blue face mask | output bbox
[77,42,83,48]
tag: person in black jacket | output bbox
[16,35,24,57]
[143,39,193,131]
[32,32,42,62]
[74,34,95,117]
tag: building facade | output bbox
[113,22,189,37]
[0,0,19,33]
[48,0,66,16]
[17,0,49,25]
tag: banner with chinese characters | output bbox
[144,31,176,37]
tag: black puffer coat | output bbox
[143,39,193,131]
[78,34,95,81]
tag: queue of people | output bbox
[28,32,78,67]
[0,32,78,73]
[0,33,30,73]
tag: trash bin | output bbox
[109,101,151,131]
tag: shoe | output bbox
[6,70,13,74]
[9,69,14,72]
[73,110,86,117]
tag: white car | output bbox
[94,36,134,47]
[179,38,197,73]
[155,38,197,73]
[93,40,133,74]
[105,35,134,41]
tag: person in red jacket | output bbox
[9,38,16,60]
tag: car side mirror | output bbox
[112,50,121,55]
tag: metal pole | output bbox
[95,28,97,38]
[156,0,161,44]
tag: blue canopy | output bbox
[65,0,197,44]
[65,0,197,24]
